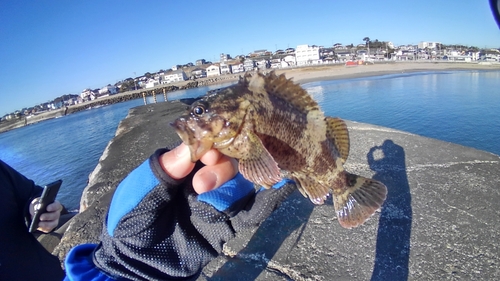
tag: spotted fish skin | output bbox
[171,71,387,228]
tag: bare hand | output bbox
[159,143,238,194]
[29,199,63,233]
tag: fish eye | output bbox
[192,105,205,116]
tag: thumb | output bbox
[159,143,196,180]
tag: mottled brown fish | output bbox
[171,72,387,228]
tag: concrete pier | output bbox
[52,100,500,280]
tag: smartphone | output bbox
[28,179,62,233]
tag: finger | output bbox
[39,210,60,222]
[192,155,238,194]
[159,143,196,180]
[37,220,58,233]
[198,149,222,166]
[45,201,63,213]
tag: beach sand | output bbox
[277,61,500,84]
[1,62,499,133]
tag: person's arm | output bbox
[64,144,295,281]
[0,160,63,233]
[0,160,42,224]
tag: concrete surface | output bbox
[54,101,500,280]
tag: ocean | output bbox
[0,70,498,210]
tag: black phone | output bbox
[28,179,62,233]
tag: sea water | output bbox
[0,71,498,209]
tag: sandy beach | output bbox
[1,61,499,134]
[277,61,500,84]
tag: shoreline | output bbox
[279,61,500,84]
[1,62,499,134]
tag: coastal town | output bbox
[2,40,499,123]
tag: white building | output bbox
[191,68,207,79]
[418,41,440,49]
[163,70,187,84]
[220,63,231,75]
[283,55,296,66]
[98,85,117,95]
[243,59,255,71]
[295,44,320,66]
[231,63,244,73]
[145,79,159,89]
[80,89,93,100]
[206,65,221,77]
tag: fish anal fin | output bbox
[237,131,282,188]
[325,117,350,163]
[333,173,387,229]
[294,174,330,205]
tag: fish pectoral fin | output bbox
[325,117,350,163]
[333,173,387,229]
[293,174,330,205]
[238,131,281,188]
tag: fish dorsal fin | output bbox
[325,117,350,163]
[245,71,321,113]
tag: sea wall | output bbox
[0,75,242,134]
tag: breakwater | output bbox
[66,74,241,114]
[0,74,241,133]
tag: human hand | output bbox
[88,143,296,280]
[29,199,62,233]
[159,142,238,194]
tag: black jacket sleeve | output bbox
[0,160,64,281]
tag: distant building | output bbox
[243,59,255,71]
[220,63,231,75]
[145,79,159,89]
[206,64,221,77]
[99,85,117,95]
[195,59,206,66]
[191,68,207,79]
[295,44,320,65]
[256,59,269,69]
[220,53,230,63]
[249,49,268,57]
[231,63,244,73]
[162,69,187,84]
[80,89,92,100]
[3,113,15,121]
[418,41,440,49]
[283,55,296,66]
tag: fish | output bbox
[171,71,387,228]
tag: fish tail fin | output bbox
[333,173,387,229]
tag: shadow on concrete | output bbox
[368,140,412,281]
[209,190,315,280]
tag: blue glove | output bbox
[64,148,295,281]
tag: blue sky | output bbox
[1,0,499,116]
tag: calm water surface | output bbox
[305,70,500,155]
[0,71,498,209]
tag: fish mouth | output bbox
[170,118,213,162]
